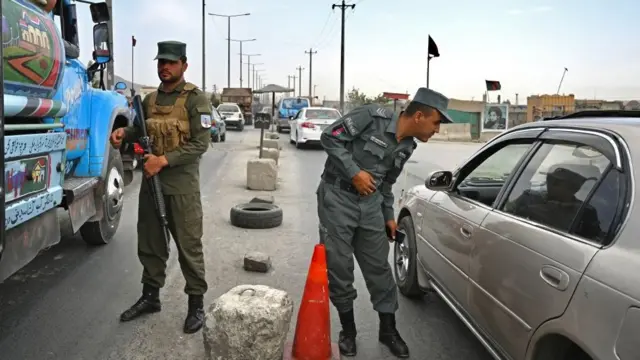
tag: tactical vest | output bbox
[145,83,197,156]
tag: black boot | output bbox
[183,295,205,334]
[120,284,161,322]
[378,312,409,358]
[338,310,357,356]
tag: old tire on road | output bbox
[80,146,125,245]
[393,215,425,298]
[230,203,283,229]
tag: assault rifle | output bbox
[131,94,171,251]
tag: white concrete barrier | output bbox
[262,138,280,150]
[203,285,294,360]
[261,148,279,164]
[247,158,277,191]
[265,132,280,140]
[430,123,472,142]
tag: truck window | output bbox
[53,2,80,59]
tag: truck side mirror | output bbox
[115,82,127,90]
[93,23,111,64]
[89,2,111,23]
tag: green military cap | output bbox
[411,87,453,123]
[154,41,187,61]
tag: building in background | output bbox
[575,99,624,111]
[624,100,640,110]
[527,94,575,122]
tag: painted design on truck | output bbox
[5,155,50,202]
[2,0,64,99]
[4,132,66,159]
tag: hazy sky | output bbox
[74,0,640,103]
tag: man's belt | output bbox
[322,172,380,195]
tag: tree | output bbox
[210,93,220,108]
[347,88,389,106]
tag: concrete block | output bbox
[262,138,280,150]
[247,158,277,191]
[243,252,272,273]
[203,285,294,360]
[261,148,279,164]
[250,195,275,204]
[265,132,280,140]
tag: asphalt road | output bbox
[0,129,491,360]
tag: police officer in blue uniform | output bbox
[317,88,453,358]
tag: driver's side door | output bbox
[420,138,538,308]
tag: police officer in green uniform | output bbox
[317,88,453,357]
[109,41,213,334]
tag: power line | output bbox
[311,10,335,48]
[305,48,317,97]
[332,0,356,113]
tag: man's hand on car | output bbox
[385,220,397,242]
[110,128,125,149]
[352,170,376,196]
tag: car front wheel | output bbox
[394,215,425,298]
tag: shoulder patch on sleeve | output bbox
[369,106,392,119]
[200,113,212,129]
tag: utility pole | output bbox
[105,0,114,88]
[296,66,304,97]
[291,75,298,97]
[305,48,317,98]
[241,53,260,88]
[229,39,255,87]
[209,12,250,88]
[332,0,355,113]
[202,0,205,91]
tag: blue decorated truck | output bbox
[0,0,136,282]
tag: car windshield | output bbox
[306,109,341,119]
[281,98,309,110]
[218,105,239,112]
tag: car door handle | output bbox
[459,224,473,238]
[540,265,570,291]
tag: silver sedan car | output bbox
[394,111,639,360]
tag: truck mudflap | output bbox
[0,209,60,283]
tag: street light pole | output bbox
[229,38,255,87]
[251,63,264,90]
[241,53,260,88]
[208,12,250,88]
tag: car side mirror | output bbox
[222,116,226,120]
[289,116,294,120]
[425,170,453,191]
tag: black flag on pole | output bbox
[485,80,501,91]
[428,35,440,58]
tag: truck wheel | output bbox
[394,215,425,298]
[238,123,244,131]
[80,146,125,245]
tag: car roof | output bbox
[219,103,239,106]
[305,106,339,110]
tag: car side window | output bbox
[571,168,621,244]
[455,141,533,207]
[501,141,611,236]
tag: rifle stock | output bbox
[131,94,171,251]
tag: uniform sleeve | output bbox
[380,145,415,222]
[320,107,373,180]
[164,90,212,167]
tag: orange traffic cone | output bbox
[284,244,339,360]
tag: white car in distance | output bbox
[289,107,342,149]
[217,103,245,131]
